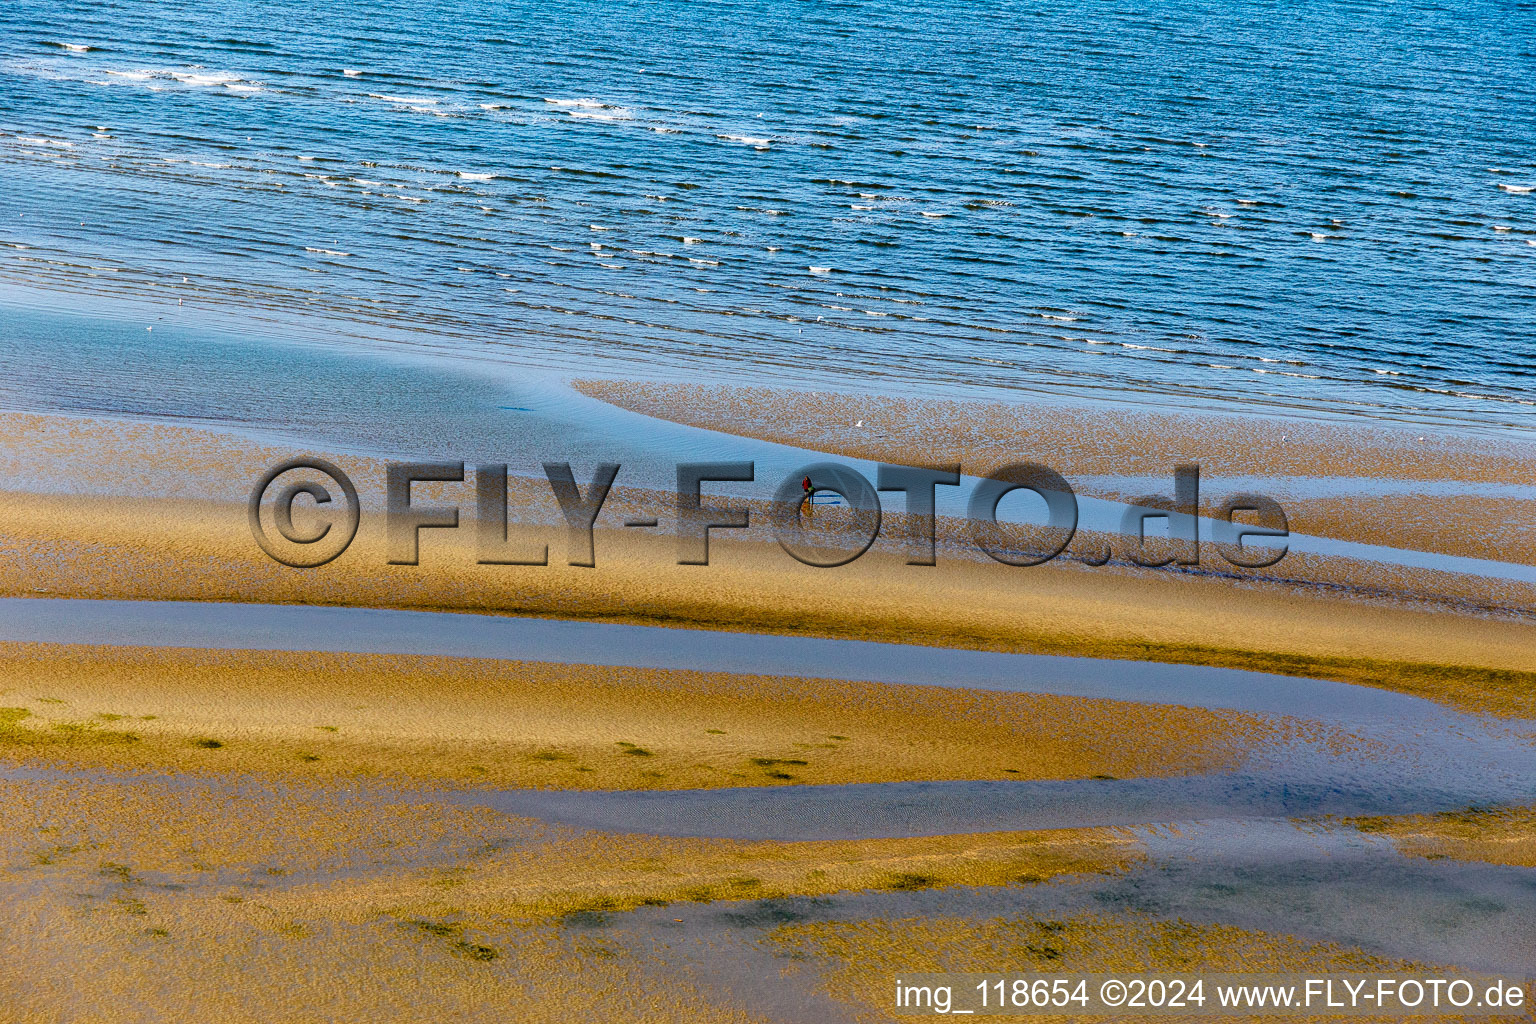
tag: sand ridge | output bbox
[4,486,1536,718]
[0,642,1302,791]
[573,379,1536,568]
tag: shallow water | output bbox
[748,819,1536,975]
[3,0,1535,432]
[6,297,1534,585]
[1075,474,1536,502]
[4,597,1533,842]
[0,596,1484,720]
[537,858,1536,1012]
[472,774,1526,843]
[3,5,1534,991]
[6,760,1531,976]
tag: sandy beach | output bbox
[0,764,1137,1022]
[7,0,1536,1015]
[1,389,1533,1018]
[3,402,1535,718]
[575,380,1536,566]
[0,643,1292,789]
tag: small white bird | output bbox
[854,420,863,427]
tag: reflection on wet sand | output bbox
[1,318,1533,1020]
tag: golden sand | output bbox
[0,642,1300,790]
[1087,490,1536,569]
[1,393,1527,1017]
[0,769,1134,1022]
[3,405,1536,721]
[1,911,777,1024]
[1283,494,1536,569]
[1351,806,1536,869]
[767,911,1510,1024]
[573,379,1533,485]
[4,485,1536,719]
[574,379,1536,567]
[0,770,1137,919]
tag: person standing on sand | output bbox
[801,474,813,516]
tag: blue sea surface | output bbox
[2,0,1534,431]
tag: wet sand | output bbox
[6,763,1534,1022]
[0,642,1281,790]
[0,767,1133,1024]
[574,380,1536,568]
[4,485,1534,718]
[573,380,1534,484]
[0,768,1138,921]
[8,602,1534,842]
[772,912,1440,1023]
[9,401,1532,708]
[1097,490,1536,569]
[3,374,1534,1019]
[1352,806,1536,869]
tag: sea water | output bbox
[2,0,1534,432]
